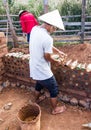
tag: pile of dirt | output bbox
[9,46,29,54]
[58,43,91,64]
[9,43,91,64]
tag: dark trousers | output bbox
[35,76,59,98]
[27,33,30,42]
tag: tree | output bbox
[43,0,48,13]
[2,0,18,47]
[81,0,86,43]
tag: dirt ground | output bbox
[0,87,91,130]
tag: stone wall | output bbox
[0,32,8,85]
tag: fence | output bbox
[0,14,91,43]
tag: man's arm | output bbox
[44,52,61,65]
[52,46,67,57]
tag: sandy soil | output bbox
[0,87,91,130]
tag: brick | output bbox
[0,48,8,58]
[6,73,31,83]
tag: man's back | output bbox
[19,11,38,33]
[29,26,53,80]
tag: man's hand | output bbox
[51,53,67,66]
[54,58,62,67]
[59,51,67,59]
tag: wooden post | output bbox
[43,0,48,13]
[3,0,18,47]
[81,0,86,43]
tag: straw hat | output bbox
[38,10,65,30]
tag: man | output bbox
[29,10,67,114]
[19,10,39,42]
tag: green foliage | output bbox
[0,0,6,14]
[59,0,71,16]
[10,2,28,15]
[0,0,91,18]
[0,0,28,15]
[27,0,43,17]
[10,0,43,17]
[59,0,82,16]
[86,0,91,21]
[57,0,82,31]
[54,41,79,47]
[8,0,14,6]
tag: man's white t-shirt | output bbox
[29,26,53,80]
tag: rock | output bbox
[20,85,26,89]
[79,100,89,108]
[3,102,13,110]
[26,86,31,91]
[58,92,63,99]
[11,83,16,87]
[30,86,35,92]
[3,80,10,87]
[62,95,70,103]
[70,97,78,105]
[16,82,20,87]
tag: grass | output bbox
[54,41,80,47]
